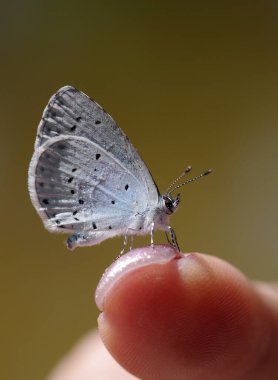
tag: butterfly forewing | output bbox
[35,86,158,204]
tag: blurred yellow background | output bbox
[1,1,278,379]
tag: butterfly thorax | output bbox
[140,194,180,233]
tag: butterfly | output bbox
[28,86,212,252]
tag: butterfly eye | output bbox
[163,195,174,212]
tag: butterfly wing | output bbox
[28,86,159,242]
[35,86,158,202]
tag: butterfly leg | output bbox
[151,222,155,248]
[117,228,138,259]
[120,230,129,256]
[129,235,134,251]
[167,226,180,252]
[165,230,172,245]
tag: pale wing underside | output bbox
[29,136,147,233]
[35,86,159,204]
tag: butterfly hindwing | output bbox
[29,135,146,233]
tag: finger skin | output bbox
[98,250,277,380]
[47,331,137,380]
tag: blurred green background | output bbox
[1,1,278,379]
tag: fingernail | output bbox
[95,245,181,310]
[177,253,208,284]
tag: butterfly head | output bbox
[161,194,181,215]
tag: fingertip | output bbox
[95,245,180,310]
[97,247,272,380]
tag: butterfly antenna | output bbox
[166,166,192,193]
[167,169,213,195]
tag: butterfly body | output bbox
[28,86,181,250]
